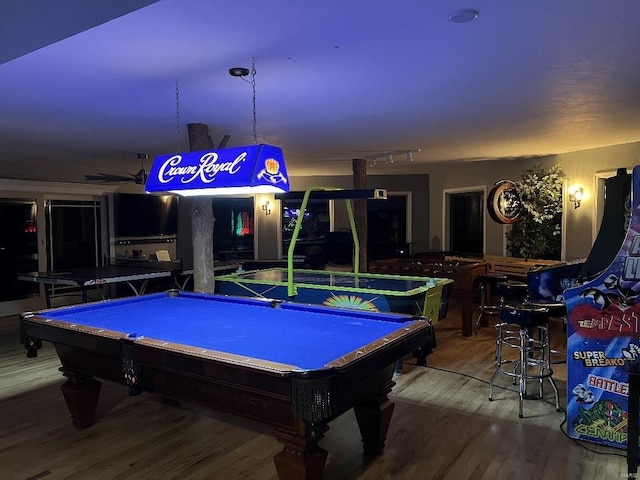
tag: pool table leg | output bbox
[60,368,102,429]
[354,388,396,456]
[273,422,328,480]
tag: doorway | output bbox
[368,193,411,259]
[444,188,485,257]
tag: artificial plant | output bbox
[505,163,564,260]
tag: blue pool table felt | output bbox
[39,293,416,370]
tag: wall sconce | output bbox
[261,200,271,215]
[569,187,584,209]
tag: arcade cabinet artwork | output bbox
[565,167,634,449]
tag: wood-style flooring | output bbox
[0,301,629,479]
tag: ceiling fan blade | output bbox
[217,134,231,149]
[84,173,135,183]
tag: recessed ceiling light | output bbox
[448,9,479,23]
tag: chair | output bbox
[489,305,561,418]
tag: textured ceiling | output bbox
[1,0,639,180]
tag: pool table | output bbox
[21,290,432,480]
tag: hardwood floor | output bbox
[0,302,628,479]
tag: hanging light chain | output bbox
[250,57,257,145]
[175,78,181,154]
[229,57,258,144]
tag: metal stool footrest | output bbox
[489,306,561,418]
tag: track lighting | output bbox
[366,149,420,167]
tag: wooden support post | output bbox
[187,123,216,293]
[353,158,368,273]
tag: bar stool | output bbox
[497,280,529,305]
[525,298,567,364]
[489,305,561,418]
[475,273,508,334]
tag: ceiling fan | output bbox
[83,135,232,185]
[84,153,149,185]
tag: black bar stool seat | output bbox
[497,280,529,305]
[500,304,548,326]
[525,299,566,318]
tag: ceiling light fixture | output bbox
[145,58,290,197]
[230,58,258,144]
[448,9,479,23]
[367,149,420,167]
[229,67,250,77]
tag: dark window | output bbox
[0,199,39,301]
[213,198,254,260]
[46,200,102,270]
[368,195,409,260]
[114,193,178,237]
[282,198,330,263]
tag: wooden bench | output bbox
[446,254,561,280]
[484,255,561,279]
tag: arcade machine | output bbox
[564,167,634,450]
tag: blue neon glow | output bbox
[145,144,289,196]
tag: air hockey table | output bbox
[215,267,452,321]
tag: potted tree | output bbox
[505,163,564,260]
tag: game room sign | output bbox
[146,143,290,196]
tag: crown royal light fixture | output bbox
[145,58,290,197]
